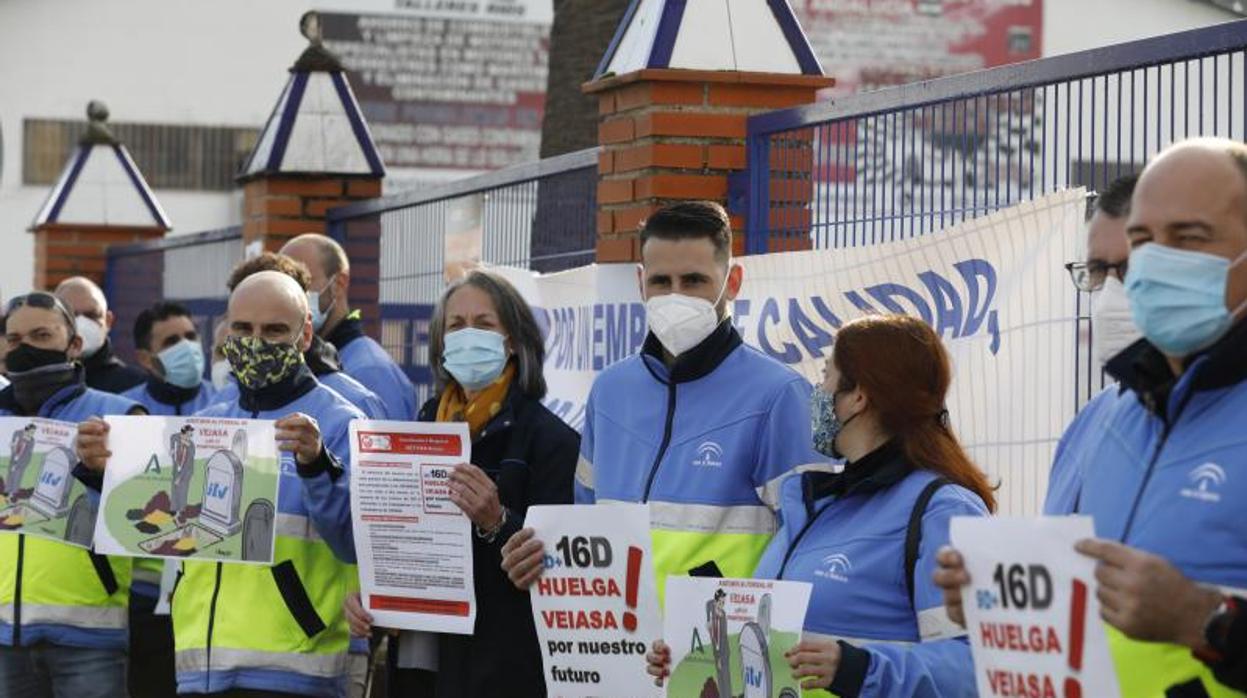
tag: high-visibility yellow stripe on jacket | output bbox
[0,382,140,650]
[575,325,830,603]
[1108,626,1246,698]
[173,377,364,697]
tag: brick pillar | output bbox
[241,176,382,253]
[586,69,833,262]
[32,224,166,290]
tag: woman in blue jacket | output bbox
[648,314,992,697]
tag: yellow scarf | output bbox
[436,361,516,438]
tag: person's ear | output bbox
[300,313,314,352]
[104,310,115,332]
[725,263,744,301]
[635,264,646,302]
[66,334,83,360]
[335,270,350,300]
[1227,245,1247,320]
[135,349,156,373]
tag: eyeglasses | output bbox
[1063,261,1129,293]
[5,292,77,333]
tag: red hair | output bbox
[833,314,996,512]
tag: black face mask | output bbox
[6,343,71,374]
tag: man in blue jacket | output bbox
[281,233,416,420]
[218,252,388,421]
[503,201,825,596]
[80,271,364,697]
[939,138,1247,697]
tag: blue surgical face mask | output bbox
[443,328,508,391]
[158,339,206,389]
[1125,243,1236,357]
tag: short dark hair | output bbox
[1087,174,1138,221]
[226,253,312,292]
[134,301,192,352]
[639,201,733,262]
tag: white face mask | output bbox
[1090,275,1143,367]
[644,270,731,357]
[211,359,233,390]
[75,316,107,358]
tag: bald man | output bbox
[281,234,416,419]
[937,138,1247,695]
[80,271,365,697]
[54,276,147,393]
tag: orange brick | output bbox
[707,145,746,170]
[769,146,814,171]
[597,211,614,235]
[54,228,164,244]
[637,112,746,139]
[770,178,814,203]
[598,178,634,205]
[635,174,727,201]
[598,151,614,175]
[613,82,704,112]
[614,143,704,172]
[45,243,107,258]
[598,93,616,116]
[257,218,327,236]
[613,204,658,233]
[707,84,816,109]
[596,236,639,263]
[346,179,382,198]
[253,178,346,197]
[599,117,635,145]
[768,208,813,231]
[253,196,302,217]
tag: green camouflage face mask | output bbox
[222,335,303,390]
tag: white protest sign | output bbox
[950,516,1120,698]
[526,503,661,697]
[0,417,93,548]
[663,577,811,698]
[349,420,476,634]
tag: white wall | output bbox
[1043,0,1235,56]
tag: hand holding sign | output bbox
[950,516,1120,698]
[76,417,111,472]
[275,413,322,465]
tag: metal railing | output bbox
[104,227,243,363]
[746,20,1247,251]
[326,147,599,406]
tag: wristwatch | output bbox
[1195,596,1238,663]
[475,508,508,543]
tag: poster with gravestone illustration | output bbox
[0,417,96,548]
[94,416,279,564]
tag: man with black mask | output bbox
[0,291,145,698]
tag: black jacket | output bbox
[414,385,579,698]
[82,340,147,394]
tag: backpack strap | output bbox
[905,477,951,608]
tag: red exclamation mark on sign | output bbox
[1063,579,1087,698]
[622,546,641,632]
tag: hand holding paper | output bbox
[76,417,111,472]
[275,413,322,465]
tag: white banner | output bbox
[496,189,1085,514]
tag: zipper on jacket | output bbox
[641,381,678,503]
[205,561,224,691]
[12,535,24,646]
[1119,386,1198,542]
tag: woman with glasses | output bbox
[0,291,147,698]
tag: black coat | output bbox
[82,340,147,394]
[416,385,579,698]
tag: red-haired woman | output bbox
[648,314,992,697]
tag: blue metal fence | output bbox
[745,19,1247,411]
[104,227,243,364]
[326,147,599,406]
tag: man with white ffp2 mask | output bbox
[501,201,827,600]
[1047,174,1143,513]
[54,276,146,394]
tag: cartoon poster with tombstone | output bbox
[663,577,812,698]
[0,417,97,548]
[93,416,279,564]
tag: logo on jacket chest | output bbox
[691,441,724,468]
[813,553,852,583]
[1180,463,1225,503]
